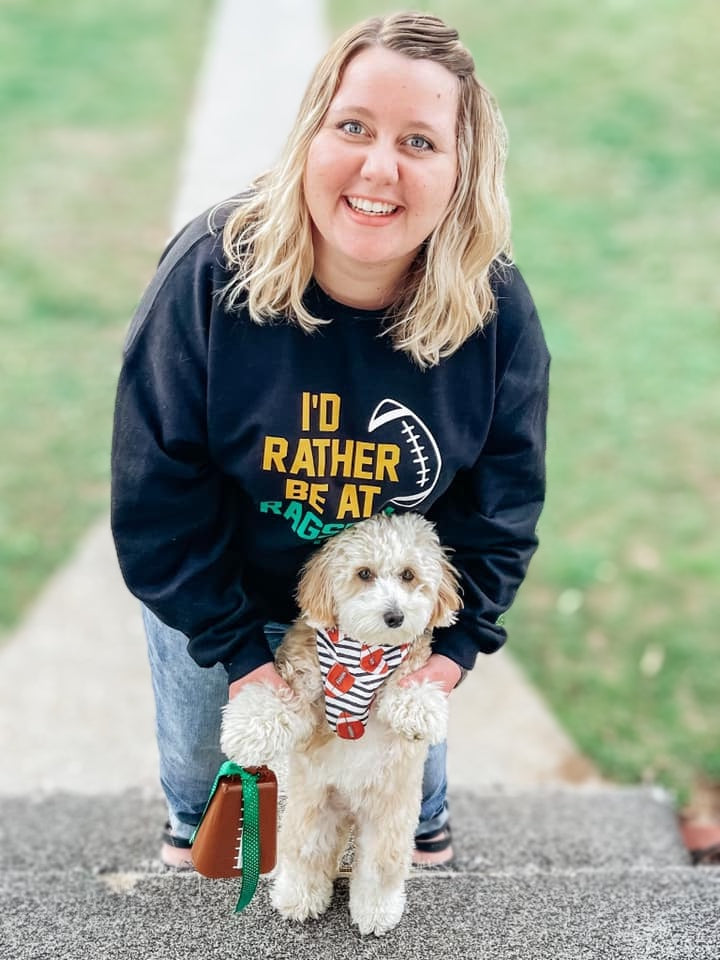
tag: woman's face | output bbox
[303,45,459,288]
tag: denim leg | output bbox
[143,606,227,842]
[415,740,449,839]
[264,621,288,655]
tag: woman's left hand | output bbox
[398,653,463,696]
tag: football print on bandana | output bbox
[315,628,410,740]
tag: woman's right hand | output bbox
[228,662,292,701]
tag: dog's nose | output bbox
[383,610,405,629]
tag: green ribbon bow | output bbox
[191,760,261,913]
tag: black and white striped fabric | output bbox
[315,627,410,740]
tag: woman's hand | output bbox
[398,653,463,696]
[228,661,292,701]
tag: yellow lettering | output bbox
[285,479,308,500]
[353,441,375,480]
[284,479,327,512]
[263,436,288,472]
[375,444,400,482]
[313,438,330,475]
[263,435,400,481]
[319,393,341,431]
[301,392,312,431]
[330,439,355,478]
[289,438,315,476]
[336,483,361,519]
[308,483,328,512]
[358,484,382,517]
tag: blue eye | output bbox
[341,120,365,136]
[407,135,433,151]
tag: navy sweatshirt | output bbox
[111,205,550,683]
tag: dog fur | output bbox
[220,512,462,936]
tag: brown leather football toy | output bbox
[191,765,278,879]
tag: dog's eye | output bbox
[400,569,415,582]
[357,568,374,581]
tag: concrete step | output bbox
[2,788,716,959]
[452,786,690,872]
[2,863,718,959]
[1,786,689,875]
[0,789,720,960]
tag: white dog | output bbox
[220,512,462,936]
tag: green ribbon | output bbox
[191,760,261,913]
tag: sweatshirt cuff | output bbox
[222,628,275,684]
[431,616,507,672]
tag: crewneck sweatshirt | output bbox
[111,204,550,683]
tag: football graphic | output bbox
[325,662,355,697]
[359,645,388,675]
[367,399,442,508]
[336,711,366,741]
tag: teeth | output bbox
[347,197,398,215]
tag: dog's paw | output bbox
[220,683,315,766]
[350,879,406,936]
[270,867,333,922]
[376,680,448,744]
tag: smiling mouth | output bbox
[345,196,399,216]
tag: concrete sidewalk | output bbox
[0,0,596,798]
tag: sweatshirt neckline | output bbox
[305,279,391,323]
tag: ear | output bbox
[429,554,463,629]
[296,544,336,628]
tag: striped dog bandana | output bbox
[316,627,410,740]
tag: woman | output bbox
[111,12,549,869]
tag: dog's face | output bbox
[297,513,462,645]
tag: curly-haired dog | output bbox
[220,512,461,936]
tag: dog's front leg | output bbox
[349,792,419,936]
[375,678,448,745]
[220,682,317,767]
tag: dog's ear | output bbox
[296,545,336,627]
[429,554,463,628]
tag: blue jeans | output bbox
[143,606,449,842]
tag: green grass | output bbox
[329,0,720,803]
[0,0,212,629]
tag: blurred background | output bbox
[1,0,717,812]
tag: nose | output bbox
[383,609,405,629]
[361,141,399,185]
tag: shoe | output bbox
[692,843,720,865]
[412,822,454,867]
[160,822,195,870]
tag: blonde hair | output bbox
[217,12,511,367]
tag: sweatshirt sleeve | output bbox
[110,228,272,683]
[427,296,550,670]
